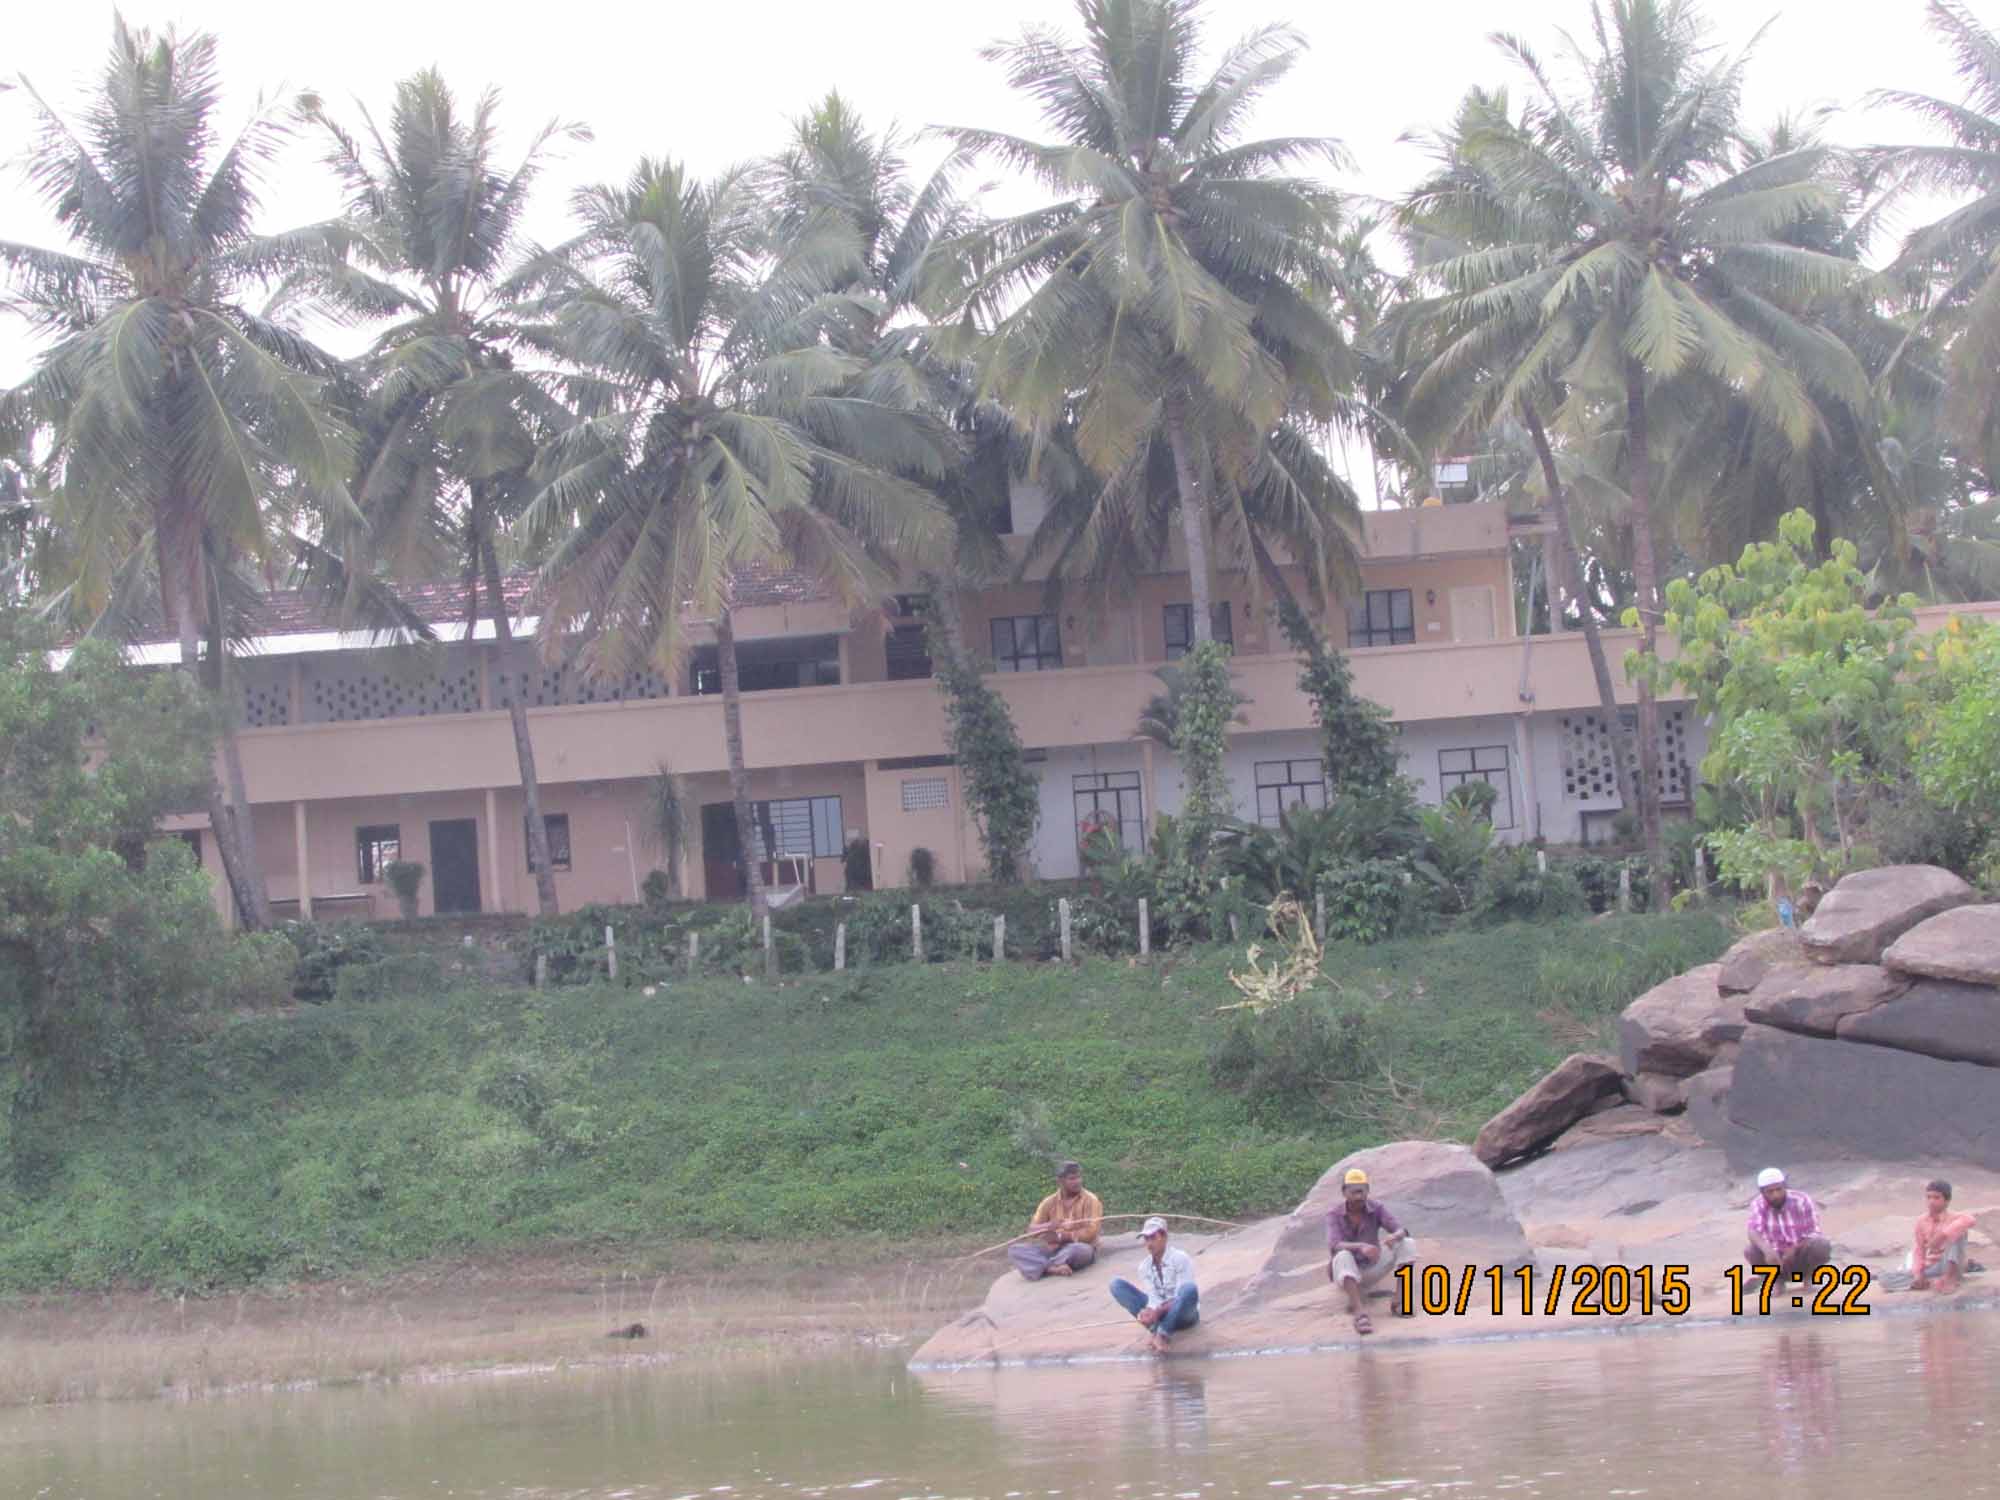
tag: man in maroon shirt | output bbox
[1326,1168,1414,1336]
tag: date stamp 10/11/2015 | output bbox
[1390,1263,1873,1318]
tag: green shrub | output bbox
[208,933,295,1010]
[843,837,875,891]
[1315,858,1423,944]
[1471,847,1589,925]
[284,922,390,1002]
[333,954,446,1005]
[640,869,673,907]
[907,846,937,889]
[1207,995,1371,1121]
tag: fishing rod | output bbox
[954,1211,1247,1262]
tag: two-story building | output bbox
[115,495,1740,922]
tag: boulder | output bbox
[1473,1053,1623,1167]
[1282,1140,1531,1273]
[1742,963,1907,1038]
[1623,1071,1690,1114]
[1727,1023,2000,1172]
[1834,978,2000,1067]
[1882,905,2000,987]
[1717,928,1806,995]
[1618,964,1738,1078]
[1683,1064,1734,1146]
[1800,865,1975,965]
[1548,1102,1673,1152]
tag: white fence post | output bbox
[1058,897,1073,963]
[763,915,776,978]
[605,925,618,982]
[911,904,923,963]
[1536,849,1548,875]
[534,953,548,989]
[1228,912,1242,941]
[834,921,847,971]
[1694,844,1709,898]
[1138,898,1150,957]
[1618,863,1633,913]
[992,914,1005,962]
[1314,891,1326,945]
[687,931,699,973]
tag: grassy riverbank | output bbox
[0,911,1734,1299]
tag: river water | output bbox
[4,1310,1996,1499]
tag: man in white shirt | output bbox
[1108,1216,1200,1354]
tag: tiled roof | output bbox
[101,564,830,647]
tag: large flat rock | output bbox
[1619,964,1738,1077]
[1474,1053,1622,1167]
[1716,928,1805,995]
[1834,977,2000,1066]
[1801,865,1975,965]
[1882,905,2000,986]
[1742,962,1907,1037]
[1727,1023,2000,1171]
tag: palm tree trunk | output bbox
[482,536,559,917]
[1165,400,1215,644]
[715,603,768,920]
[1624,367,1670,910]
[168,565,268,930]
[1522,400,1641,821]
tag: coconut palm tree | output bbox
[1395,0,1869,903]
[0,20,357,928]
[527,160,952,918]
[1871,1,2000,482]
[933,0,1367,643]
[300,71,588,915]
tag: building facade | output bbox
[113,496,1927,922]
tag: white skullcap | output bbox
[1756,1167,1787,1188]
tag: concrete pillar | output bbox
[483,787,502,912]
[288,661,305,725]
[293,801,312,920]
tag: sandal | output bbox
[1353,1312,1375,1336]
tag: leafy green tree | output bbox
[1872,1,2000,483]
[1640,510,1923,899]
[1275,595,1398,798]
[936,0,1366,639]
[301,71,588,916]
[925,604,1041,883]
[0,20,357,928]
[0,607,252,1084]
[1912,617,2000,882]
[527,161,951,917]
[1393,1,1869,907]
[1159,639,1237,937]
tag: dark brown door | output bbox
[429,818,482,914]
[701,802,743,901]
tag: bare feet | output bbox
[1354,1312,1375,1336]
[1149,1333,1172,1355]
[1048,1263,1073,1277]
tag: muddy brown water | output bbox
[3,1309,1995,1498]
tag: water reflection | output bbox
[0,1311,1995,1499]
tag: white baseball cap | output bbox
[1140,1216,1169,1237]
[1756,1167,1787,1188]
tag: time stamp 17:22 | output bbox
[1391,1263,1873,1318]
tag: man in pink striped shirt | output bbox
[1746,1167,1831,1273]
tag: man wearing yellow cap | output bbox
[1327,1167,1412,1336]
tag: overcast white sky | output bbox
[0,1,1973,388]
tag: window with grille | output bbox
[1349,589,1415,647]
[1254,758,1327,826]
[750,796,843,859]
[1163,602,1234,660]
[526,813,573,872]
[356,824,401,884]
[991,614,1062,672]
[1074,771,1144,853]
[1438,746,1515,830]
